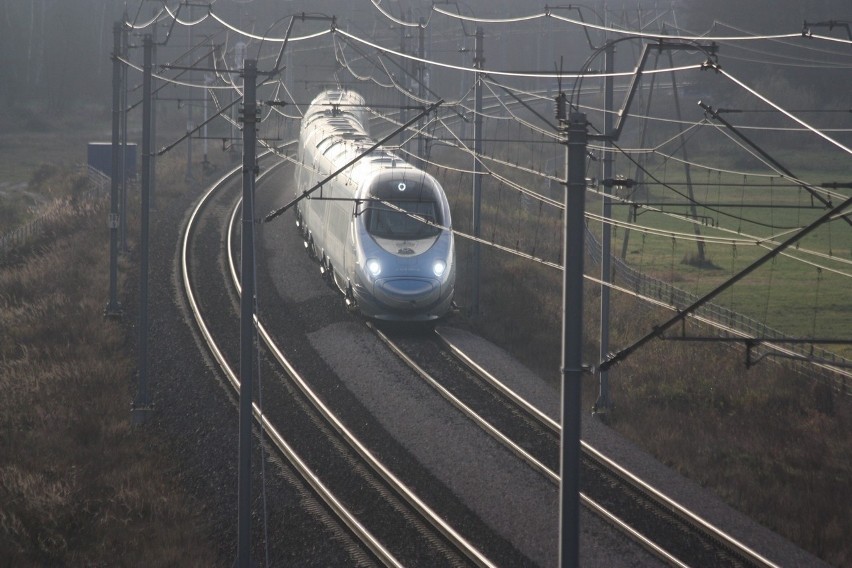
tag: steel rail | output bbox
[434,329,562,434]
[369,322,559,484]
[582,495,689,568]
[371,325,700,567]
[438,333,781,568]
[226,183,498,568]
[181,152,404,568]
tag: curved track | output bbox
[181,142,786,567]
[181,159,408,566]
[374,326,781,568]
[182,152,506,566]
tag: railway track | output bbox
[180,147,794,566]
[182,153,517,565]
[371,325,781,568]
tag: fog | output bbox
[1,0,848,112]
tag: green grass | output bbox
[443,146,852,351]
[584,161,852,352]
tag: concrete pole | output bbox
[150,13,158,210]
[417,18,426,167]
[399,23,408,154]
[132,34,153,426]
[119,23,128,253]
[559,112,587,568]
[236,59,258,568]
[105,22,123,318]
[186,4,194,182]
[470,26,484,316]
[597,42,614,413]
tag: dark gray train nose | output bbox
[374,278,440,309]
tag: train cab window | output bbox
[364,179,442,240]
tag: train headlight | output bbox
[432,259,446,277]
[367,258,382,277]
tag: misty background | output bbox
[1,0,848,114]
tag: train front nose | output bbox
[374,277,440,310]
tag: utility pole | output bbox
[203,39,212,173]
[470,26,484,316]
[557,36,718,565]
[399,22,409,155]
[597,40,614,413]
[233,41,246,158]
[236,58,258,568]
[559,105,588,568]
[132,34,154,426]
[186,3,194,182]
[106,22,123,318]
[120,21,129,253]
[667,45,704,263]
[150,13,158,210]
[416,18,426,167]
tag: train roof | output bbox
[303,89,435,184]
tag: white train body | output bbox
[294,90,455,321]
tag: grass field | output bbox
[441,139,851,566]
[585,154,852,354]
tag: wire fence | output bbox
[0,166,111,260]
[585,226,851,395]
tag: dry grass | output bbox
[0,168,219,565]
[608,331,851,566]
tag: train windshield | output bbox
[364,179,443,240]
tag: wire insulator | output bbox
[555,92,568,123]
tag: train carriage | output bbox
[294,89,456,321]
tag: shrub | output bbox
[0,166,218,565]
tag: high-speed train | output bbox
[293,89,455,321]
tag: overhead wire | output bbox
[715,66,852,155]
[335,27,705,80]
[481,80,555,138]
[699,122,840,202]
[115,0,850,382]
[125,7,167,30]
[209,11,333,43]
[584,188,852,278]
[334,34,402,90]
[348,77,842,254]
[373,85,838,238]
[432,5,806,43]
[606,130,816,231]
[708,20,852,59]
[369,0,429,28]
[129,1,852,288]
[163,3,210,27]
[488,83,852,134]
